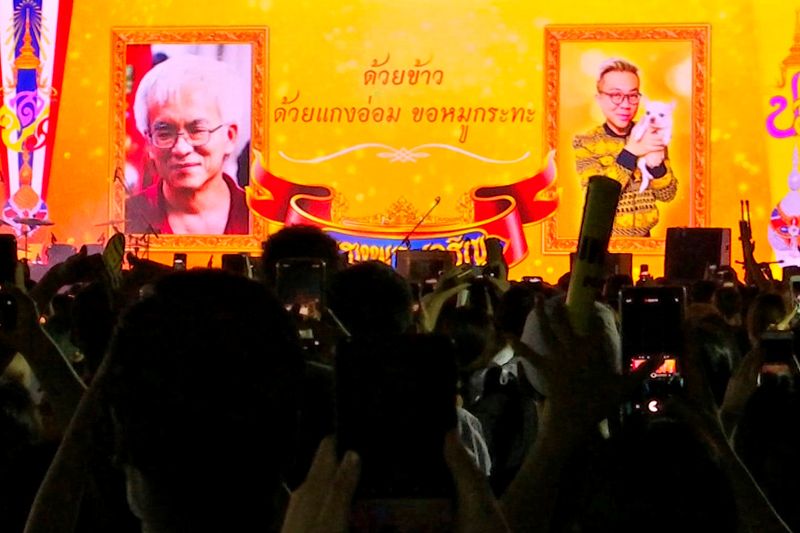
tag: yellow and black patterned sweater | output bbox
[572,123,677,237]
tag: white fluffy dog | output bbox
[630,100,674,192]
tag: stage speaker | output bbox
[783,265,800,282]
[45,244,77,265]
[83,244,103,255]
[569,252,633,278]
[664,227,731,282]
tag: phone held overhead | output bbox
[0,235,18,329]
[620,285,686,418]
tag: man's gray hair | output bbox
[133,54,244,138]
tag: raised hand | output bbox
[281,436,361,533]
[720,347,764,436]
[444,430,510,533]
[503,298,660,533]
[525,298,657,437]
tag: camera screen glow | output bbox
[630,357,677,375]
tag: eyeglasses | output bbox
[598,91,642,105]
[148,123,227,149]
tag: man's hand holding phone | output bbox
[282,433,509,533]
[0,286,44,356]
[281,436,361,533]
[527,298,660,437]
[619,286,686,418]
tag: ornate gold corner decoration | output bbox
[456,192,474,223]
[542,24,710,255]
[330,191,349,224]
[110,27,269,253]
[340,196,462,227]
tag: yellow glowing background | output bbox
[37,0,800,280]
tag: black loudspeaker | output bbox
[569,252,633,278]
[782,265,800,282]
[44,244,77,265]
[664,227,731,282]
[83,244,103,255]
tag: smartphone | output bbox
[0,235,18,284]
[758,330,798,382]
[717,266,736,284]
[483,237,506,278]
[335,334,457,500]
[274,258,326,320]
[172,253,187,271]
[636,263,653,284]
[221,253,249,277]
[0,236,17,329]
[620,286,686,415]
[394,250,454,285]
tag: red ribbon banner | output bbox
[246,150,558,266]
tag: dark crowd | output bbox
[0,225,797,532]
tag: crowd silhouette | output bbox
[0,225,796,532]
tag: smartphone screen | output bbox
[395,250,454,285]
[274,258,326,320]
[620,286,686,414]
[221,253,248,276]
[0,235,17,284]
[409,258,449,284]
[759,330,798,380]
[335,334,457,500]
[621,286,685,362]
[630,357,678,376]
[172,253,187,271]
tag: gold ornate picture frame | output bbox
[110,27,268,253]
[542,24,710,254]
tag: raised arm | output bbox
[673,342,791,533]
[501,299,656,532]
[0,287,86,433]
[24,347,110,533]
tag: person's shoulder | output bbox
[223,173,250,235]
[125,183,163,233]
[573,124,607,147]
[125,192,147,213]
[222,173,245,197]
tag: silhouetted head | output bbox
[105,270,303,531]
[261,225,341,286]
[328,261,414,338]
[746,292,786,347]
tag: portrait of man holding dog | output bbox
[572,58,678,238]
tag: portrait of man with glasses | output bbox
[572,58,677,238]
[126,53,250,235]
